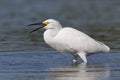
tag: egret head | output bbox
[28,19,62,33]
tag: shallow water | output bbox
[0,0,120,80]
[0,52,120,80]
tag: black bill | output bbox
[27,22,45,33]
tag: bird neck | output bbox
[44,27,62,42]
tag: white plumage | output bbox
[29,19,110,63]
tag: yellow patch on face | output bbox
[42,21,49,26]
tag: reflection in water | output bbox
[47,63,110,80]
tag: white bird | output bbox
[28,19,110,63]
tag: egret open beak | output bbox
[27,22,45,33]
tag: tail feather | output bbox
[97,41,110,52]
[104,45,110,52]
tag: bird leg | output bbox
[72,54,78,63]
[77,52,87,63]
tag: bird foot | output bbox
[72,60,78,65]
[73,59,77,63]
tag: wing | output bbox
[54,27,109,53]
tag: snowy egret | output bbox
[28,19,110,63]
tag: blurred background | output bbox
[0,0,119,52]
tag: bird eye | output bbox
[42,22,49,26]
